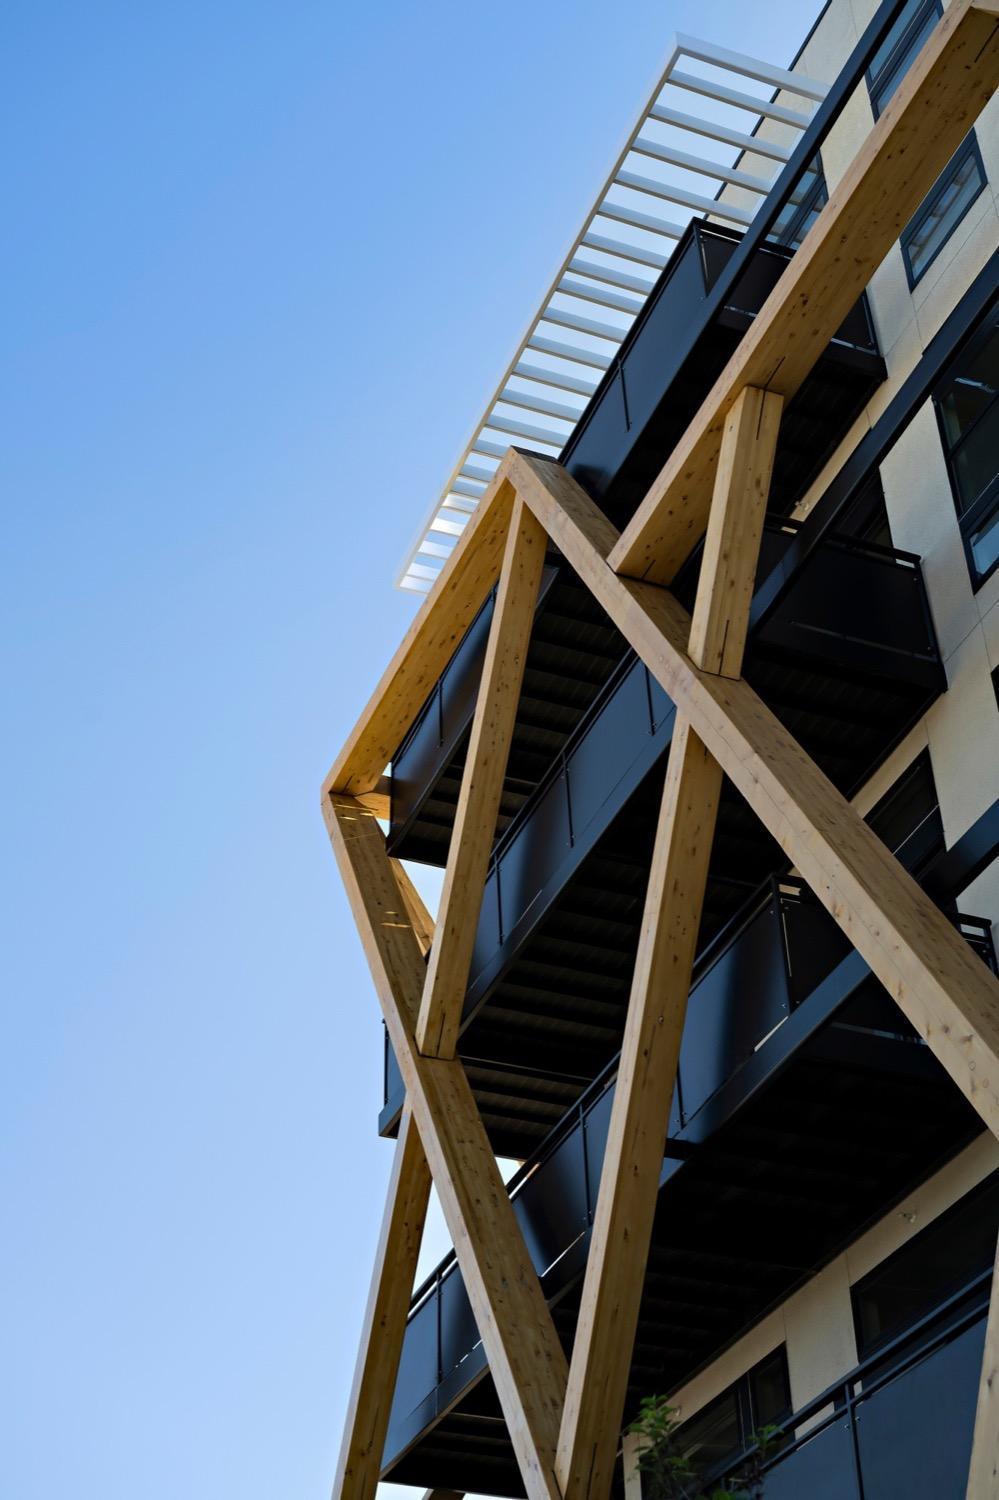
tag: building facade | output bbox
[324,1,999,1497]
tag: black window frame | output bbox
[851,1171,999,1374]
[866,0,942,119]
[899,132,987,289]
[768,156,828,250]
[932,305,999,591]
[866,0,987,289]
[674,1346,791,1483]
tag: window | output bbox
[852,1174,999,1371]
[676,1348,791,1482]
[768,155,826,250]
[867,0,942,116]
[867,0,986,287]
[901,136,987,287]
[933,310,999,588]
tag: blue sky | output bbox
[2,2,817,1496]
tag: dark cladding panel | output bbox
[762,1422,860,1500]
[439,1265,479,1379]
[854,1316,987,1499]
[678,896,791,1124]
[497,772,572,947]
[512,1125,588,1275]
[565,658,652,846]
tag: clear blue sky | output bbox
[2,3,817,1496]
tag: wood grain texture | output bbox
[417,498,547,1057]
[609,0,999,584]
[323,465,517,798]
[556,719,722,1500]
[325,793,567,1500]
[511,450,999,1138]
[687,386,783,678]
[331,1105,432,1500]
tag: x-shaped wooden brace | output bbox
[324,6,999,1499]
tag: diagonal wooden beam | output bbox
[417,498,547,1058]
[331,1104,432,1500]
[609,0,999,585]
[509,449,999,1138]
[966,1233,999,1497]
[555,390,782,1500]
[687,387,784,678]
[557,719,721,1500]
[324,792,568,1500]
[323,472,515,799]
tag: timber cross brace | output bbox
[322,5,999,1500]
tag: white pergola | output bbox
[396,33,828,593]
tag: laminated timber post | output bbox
[416,496,547,1058]
[552,386,783,1500]
[323,7,999,1500]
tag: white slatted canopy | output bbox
[396,33,828,594]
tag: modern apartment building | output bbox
[323,1,999,1496]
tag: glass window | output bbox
[868,0,942,117]
[853,1174,999,1365]
[901,138,986,286]
[934,310,999,588]
[769,156,827,249]
[867,0,987,287]
[676,1347,791,1483]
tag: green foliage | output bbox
[627,1396,782,1500]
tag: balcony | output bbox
[562,218,884,531]
[379,873,996,1495]
[707,1277,990,1499]
[383,521,943,1153]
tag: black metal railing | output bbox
[705,1272,991,1499]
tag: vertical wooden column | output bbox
[417,498,547,1057]
[556,387,782,1500]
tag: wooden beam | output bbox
[556,720,722,1500]
[609,0,999,585]
[966,1233,999,1498]
[354,775,393,820]
[687,387,783,678]
[418,498,547,1057]
[555,393,780,1500]
[394,860,435,958]
[325,793,567,1500]
[509,450,999,1138]
[323,467,517,798]
[331,1105,432,1500]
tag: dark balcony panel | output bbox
[760,1421,860,1500]
[512,1124,588,1274]
[439,1266,479,1383]
[677,890,792,1127]
[853,1316,985,1499]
